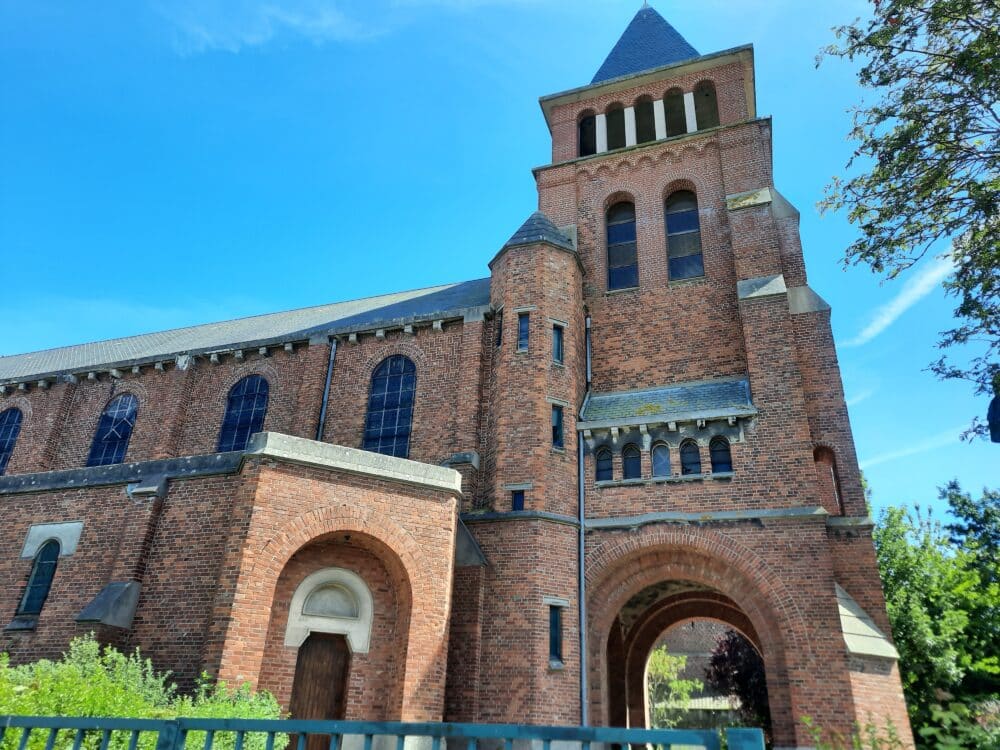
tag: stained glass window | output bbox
[0,408,23,475]
[363,356,416,458]
[218,375,269,452]
[86,394,138,467]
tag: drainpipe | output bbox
[315,336,338,441]
[578,314,593,726]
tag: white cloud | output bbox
[859,424,966,470]
[843,254,954,347]
[845,387,876,408]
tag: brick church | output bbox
[0,6,913,748]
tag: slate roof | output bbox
[592,5,699,84]
[503,211,574,251]
[580,377,755,426]
[0,278,491,382]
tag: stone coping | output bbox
[245,432,463,497]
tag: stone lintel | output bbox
[726,186,773,211]
[245,432,463,497]
[737,273,787,300]
[21,521,84,557]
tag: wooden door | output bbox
[290,632,351,749]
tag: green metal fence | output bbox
[0,717,764,750]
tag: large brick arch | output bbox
[585,525,808,745]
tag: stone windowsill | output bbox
[549,658,566,671]
[595,471,734,488]
[5,615,38,632]
[604,286,640,297]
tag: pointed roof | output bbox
[503,211,574,251]
[592,5,699,84]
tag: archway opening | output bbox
[604,580,773,738]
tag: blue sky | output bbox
[0,0,993,514]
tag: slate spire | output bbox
[592,5,699,84]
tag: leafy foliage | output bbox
[873,483,1000,746]
[704,630,771,736]
[802,715,906,750]
[644,645,703,729]
[820,0,999,435]
[0,635,283,750]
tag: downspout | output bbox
[578,314,592,726]
[315,336,338,441]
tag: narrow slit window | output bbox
[652,443,671,477]
[218,375,269,453]
[87,394,138,467]
[517,313,530,352]
[0,408,23,476]
[511,490,525,511]
[606,105,626,150]
[666,190,704,280]
[635,98,656,143]
[578,114,597,157]
[552,324,564,364]
[607,201,638,290]
[363,355,416,458]
[680,440,701,476]
[551,405,564,450]
[622,443,641,480]
[595,447,613,482]
[664,89,686,136]
[694,81,720,130]
[549,605,563,664]
[495,309,503,347]
[710,437,733,473]
[18,539,59,616]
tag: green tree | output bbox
[645,645,702,729]
[820,0,1000,436]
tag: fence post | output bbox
[723,728,765,750]
[155,721,184,750]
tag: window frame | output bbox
[651,442,671,478]
[548,604,564,666]
[511,489,525,511]
[0,407,23,476]
[622,443,642,480]
[551,404,564,450]
[517,312,530,352]
[709,436,733,473]
[595,446,613,482]
[363,355,417,459]
[665,190,704,281]
[86,393,138,467]
[17,538,60,617]
[552,323,565,365]
[217,375,270,453]
[680,440,702,476]
[606,201,639,291]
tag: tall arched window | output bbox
[635,97,656,144]
[595,447,613,482]
[665,190,704,280]
[622,444,642,479]
[578,112,597,157]
[694,81,719,130]
[218,375,269,453]
[664,88,686,137]
[710,437,733,473]
[18,539,59,616]
[364,355,416,458]
[680,440,701,476]
[606,105,626,150]
[86,394,138,467]
[0,407,23,476]
[652,443,671,477]
[607,201,638,290]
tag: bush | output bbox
[0,635,283,750]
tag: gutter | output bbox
[577,314,592,725]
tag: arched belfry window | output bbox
[595,447,613,482]
[0,407,23,476]
[635,97,656,144]
[607,201,638,291]
[710,437,733,473]
[364,355,416,458]
[664,88,686,137]
[606,105,626,150]
[622,443,642,479]
[18,539,59,616]
[694,81,719,130]
[218,375,269,453]
[578,113,597,157]
[680,440,701,476]
[86,394,138,467]
[652,443,671,477]
[665,190,704,280]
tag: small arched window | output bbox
[18,539,59,616]
[607,201,638,291]
[0,407,23,476]
[218,375,269,453]
[664,88,686,137]
[578,113,597,157]
[665,190,704,280]
[86,394,138,467]
[364,355,416,458]
[635,97,656,144]
[595,447,613,482]
[606,105,626,150]
[694,81,719,130]
[710,437,733,473]
[622,444,642,479]
[652,443,671,478]
[680,440,701,476]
